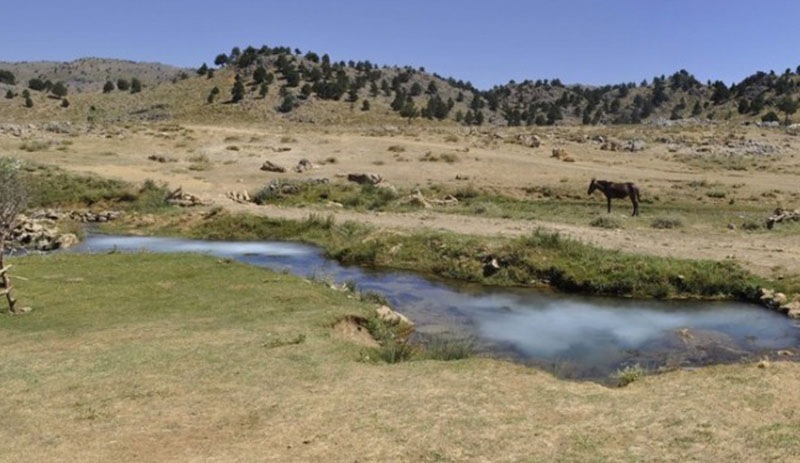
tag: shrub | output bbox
[422,336,475,361]
[589,216,622,229]
[650,216,683,229]
[612,364,645,387]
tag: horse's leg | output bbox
[607,197,612,213]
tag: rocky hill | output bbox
[1,45,799,128]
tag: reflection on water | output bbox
[74,235,800,380]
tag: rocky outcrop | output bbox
[376,305,413,327]
[400,190,459,209]
[226,190,251,203]
[260,160,287,173]
[166,187,208,207]
[760,288,800,318]
[766,207,800,229]
[347,173,383,185]
[10,215,78,251]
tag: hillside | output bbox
[1,45,799,127]
[0,58,188,93]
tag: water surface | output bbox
[74,235,800,380]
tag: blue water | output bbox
[73,235,800,379]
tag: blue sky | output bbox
[2,0,799,89]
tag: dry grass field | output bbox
[2,117,799,277]
[2,71,800,461]
[2,253,800,463]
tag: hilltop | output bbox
[1,44,799,128]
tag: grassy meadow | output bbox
[2,251,800,462]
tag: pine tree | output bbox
[130,78,142,94]
[103,80,115,93]
[231,75,245,103]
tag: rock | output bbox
[781,301,800,319]
[226,191,251,203]
[260,160,286,173]
[294,158,313,173]
[347,173,382,185]
[517,134,541,148]
[55,233,80,249]
[376,305,413,326]
[786,124,800,136]
[401,191,431,209]
[626,139,647,152]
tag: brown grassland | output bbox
[2,75,800,462]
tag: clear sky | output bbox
[2,0,799,90]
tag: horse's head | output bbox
[587,177,597,195]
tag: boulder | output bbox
[376,305,413,326]
[260,160,286,173]
[294,158,313,173]
[347,173,382,185]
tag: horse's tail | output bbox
[635,185,641,203]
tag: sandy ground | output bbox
[4,121,800,277]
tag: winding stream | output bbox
[74,235,800,380]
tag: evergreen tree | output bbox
[51,81,68,98]
[361,99,370,111]
[259,83,270,99]
[231,75,245,103]
[0,69,15,85]
[61,98,70,108]
[5,89,15,99]
[253,65,268,84]
[207,86,220,104]
[776,96,798,125]
[710,81,730,104]
[197,63,209,76]
[214,54,229,67]
[278,94,296,113]
[130,78,142,93]
[103,80,115,93]
[28,78,47,91]
[691,101,703,117]
[399,97,419,122]
[117,78,130,91]
[24,95,33,108]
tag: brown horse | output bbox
[588,178,641,216]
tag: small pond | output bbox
[74,235,800,381]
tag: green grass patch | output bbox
[149,211,782,300]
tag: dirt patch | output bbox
[332,315,379,348]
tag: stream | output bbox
[74,235,800,381]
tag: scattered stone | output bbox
[294,158,313,173]
[226,190,251,203]
[260,160,286,173]
[600,140,622,151]
[347,173,382,185]
[766,207,800,229]
[147,154,175,163]
[551,148,575,162]
[166,187,208,207]
[516,134,541,148]
[625,139,647,152]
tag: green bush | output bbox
[651,216,683,229]
[612,364,646,387]
[589,216,622,229]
